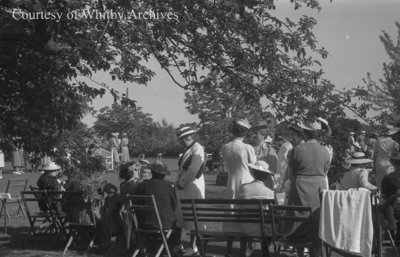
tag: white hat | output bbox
[264,136,273,143]
[353,142,361,149]
[111,132,119,137]
[349,132,355,135]
[248,160,273,175]
[297,120,321,131]
[345,152,372,164]
[177,125,198,139]
[235,118,251,129]
[43,162,61,171]
[385,125,400,136]
[317,117,332,136]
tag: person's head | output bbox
[231,119,251,138]
[289,125,305,146]
[177,125,197,147]
[298,120,321,141]
[248,160,274,181]
[119,161,141,181]
[103,183,118,197]
[111,132,119,138]
[122,132,128,138]
[345,152,372,169]
[43,162,61,177]
[148,160,170,179]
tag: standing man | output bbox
[175,124,205,255]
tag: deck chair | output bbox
[0,178,28,220]
[63,198,97,255]
[270,204,313,257]
[127,195,173,257]
[21,190,58,236]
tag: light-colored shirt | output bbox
[338,168,377,191]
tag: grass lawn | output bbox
[0,158,398,257]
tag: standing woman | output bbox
[175,124,205,254]
[287,120,331,257]
[120,132,130,163]
[109,132,120,170]
[11,137,24,174]
[373,125,400,190]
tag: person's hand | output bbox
[175,181,183,191]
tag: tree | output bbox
[1,0,362,152]
[361,22,400,124]
[185,73,275,150]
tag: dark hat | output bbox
[148,161,171,175]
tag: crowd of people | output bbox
[7,116,400,257]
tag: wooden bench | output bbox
[180,198,275,257]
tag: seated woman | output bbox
[338,152,377,192]
[119,161,141,195]
[238,160,275,256]
[135,161,182,256]
[37,162,63,211]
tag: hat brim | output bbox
[297,121,321,131]
[345,158,372,164]
[178,129,197,138]
[248,163,273,174]
[387,127,400,135]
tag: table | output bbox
[0,193,11,234]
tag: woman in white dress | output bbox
[175,124,205,254]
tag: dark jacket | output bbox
[135,178,178,229]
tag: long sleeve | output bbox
[179,145,204,189]
[358,169,377,191]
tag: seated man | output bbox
[135,161,182,255]
[37,162,63,211]
[379,150,400,234]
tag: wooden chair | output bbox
[21,190,57,236]
[0,178,28,220]
[270,204,313,257]
[63,197,97,255]
[127,194,173,257]
[181,198,275,257]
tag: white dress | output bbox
[177,142,205,230]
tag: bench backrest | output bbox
[180,198,275,238]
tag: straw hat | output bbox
[345,152,372,164]
[385,125,400,136]
[235,118,251,129]
[316,117,332,136]
[43,162,61,171]
[297,120,321,131]
[148,161,171,175]
[248,160,273,175]
[111,132,119,137]
[177,125,198,139]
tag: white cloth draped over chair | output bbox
[319,188,373,257]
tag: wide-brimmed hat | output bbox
[177,125,198,139]
[345,152,372,164]
[349,132,355,135]
[317,117,332,136]
[111,132,119,137]
[235,118,251,129]
[148,161,171,175]
[248,160,273,175]
[384,125,400,136]
[297,120,321,131]
[43,162,61,171]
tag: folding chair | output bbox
[21,190,58,236]
[63,198,97,255]
[127,195,173,257]
[270,204,313,257]
[0,178,28,220]
[46,190,70,240]
[371,192,399,257]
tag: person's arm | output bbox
[178,147,204,189]
[358,169,377,192]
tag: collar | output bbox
[185,141,196,150]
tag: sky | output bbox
[82,0,400,127]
